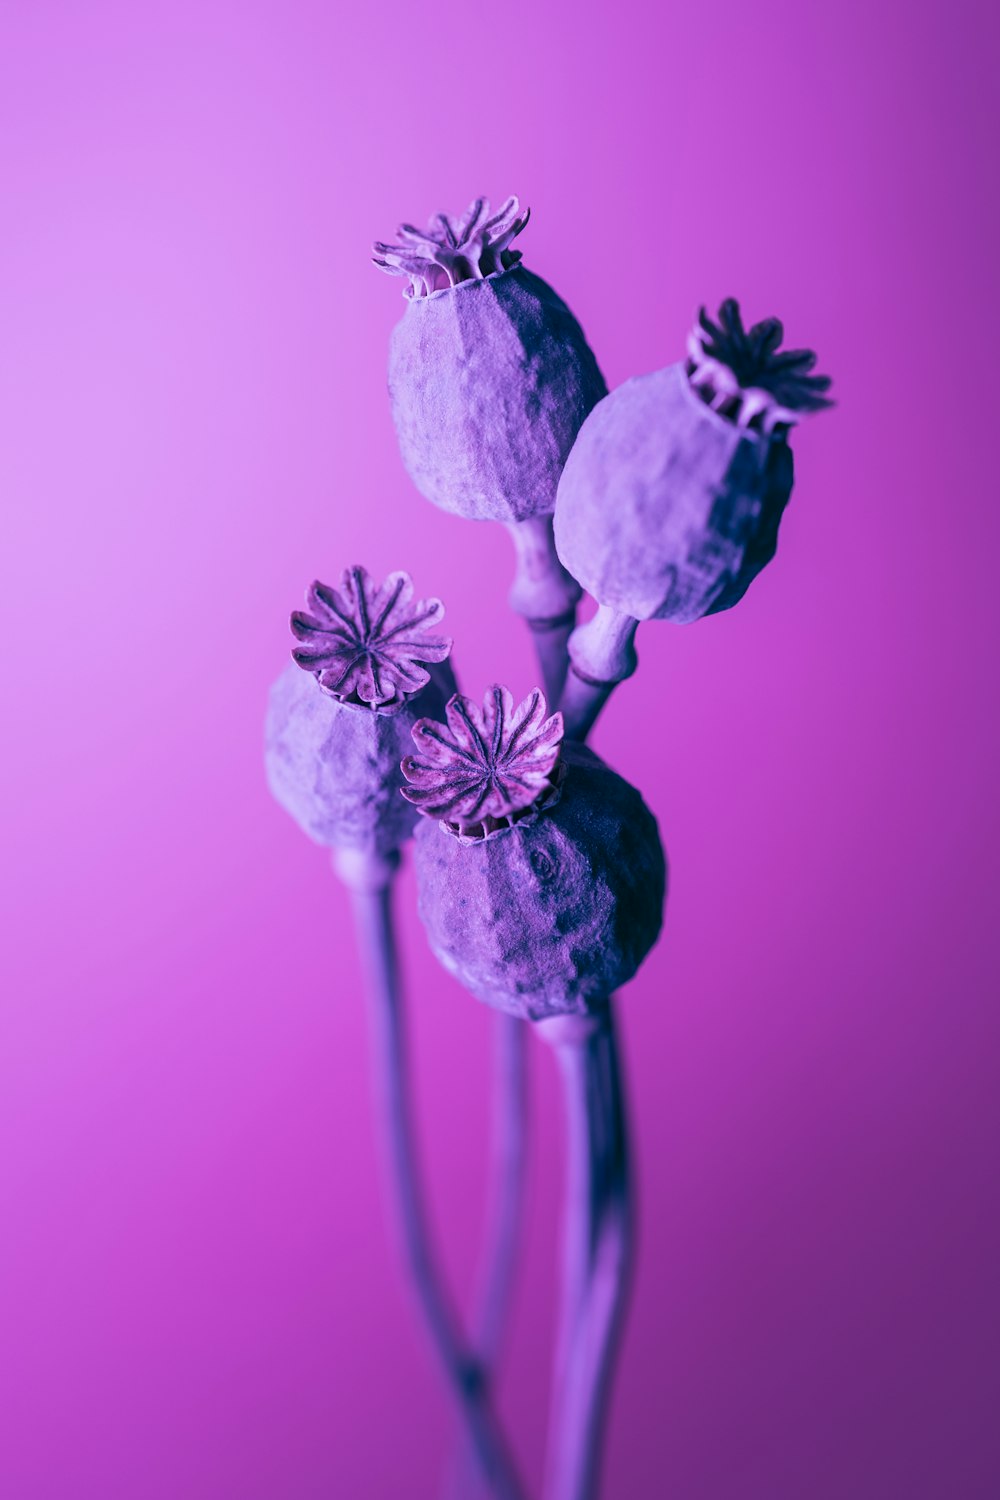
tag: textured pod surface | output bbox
[554,361,794,623]
[265,662,455,857]
[388,266,607,523]
[413,744,666,1020]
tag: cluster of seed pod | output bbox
[266,194,831,1500]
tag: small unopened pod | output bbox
[266,566,456,865]
[373,195,607,526]
[400,685,666,1020]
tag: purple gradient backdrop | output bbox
[2,2,998,1496]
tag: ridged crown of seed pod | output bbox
[401,686,666,1020]
[373,196,608,524]
[265,566,456,857]
[291,566,452,712]
[686,299,833,432]
[373,196,531,300]
[554,299,832,624]
[402,683,564,844]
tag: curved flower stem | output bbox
[472,1013,531,1363]
[445,1013,530,1500]
[560,605,639,743]
[536,1005,633,1500]
[335,848,528,1500]
[506,516,582,707]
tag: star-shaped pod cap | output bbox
[373,196,530,300]
[687,299,833,432]
[401,685,564,842]
[291,566,452,711]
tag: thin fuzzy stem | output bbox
[445,1013,530,1500]
[537,1006,633,1500]
[338,853,527,1500]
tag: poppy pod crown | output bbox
[291,566,452,713]
[402,685,564,844]
[373,196,530,300]
[686,298,833,433]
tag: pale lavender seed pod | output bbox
[400,686,666,1021]
[373,196,607,523]
[265,567,456,860]
[554,299,832,623]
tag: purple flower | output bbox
[401,686,563,841]
[291,567,452,711]
[555,300,832,625]
[373,196,530,301]
[373,195,607,524]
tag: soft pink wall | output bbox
[2,1,998,1495]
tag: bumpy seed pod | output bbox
[373,196,607,526]
[265,566,456,863]
[553,299,832,737]
[401,686,666,1021]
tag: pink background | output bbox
[2,2,998,1495]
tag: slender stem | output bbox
[472,1013,530,1363]
[537,1006,633,1500]
[540,612,639,1499]
[561,605,639,742]
[335,849,528,1500]
[530,617,578,711]
[444,1013,530,1500]
[505,515,582,707]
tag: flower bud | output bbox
[401,686,665,1020]
[265,567,455,859]
[374,197,607,523]
[555,299,831,623]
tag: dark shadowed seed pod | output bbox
[373,197,608,526]
[556,298,832,625]
[400,686,666,1021]
[265,566,456,863]
[553,300,833,738]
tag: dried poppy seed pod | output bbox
[401,686,666,1021]
[554,299,832,738]
[374,197,607,703]
[374,196,607,526]
[265,567,456,867]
